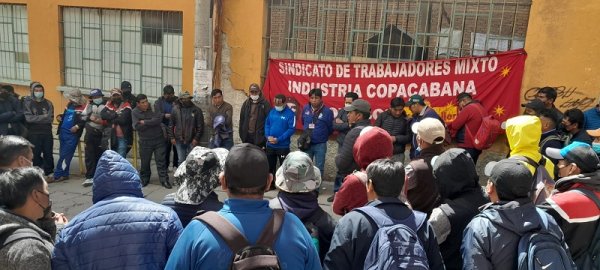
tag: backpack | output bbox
[570,188,600,269]
[194,210,285,270]
[355,206,429,270]
[511,156,555,205]
[469,107,502,150]
[516,208,575,270]
[0,227,42,250]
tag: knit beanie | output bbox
[353,126,394,170]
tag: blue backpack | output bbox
[355,206,429,270]
[517,208,575,270]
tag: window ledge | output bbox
[0,79,31,87]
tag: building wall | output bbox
[0,0,195,111]
[220,0,267,92]
[522,0,600,112]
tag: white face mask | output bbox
[250,95,259,101]
[34,92,44,99]
[275,105,285,112]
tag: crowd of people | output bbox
[1,83,600,270]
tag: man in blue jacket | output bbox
[302,88,333,176]
[52,150,183,270]
[165,143,321,270]
[265,94,296,189]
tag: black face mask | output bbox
[0,92,9,99]
[166,96,176,103]
[182,100,193,107]
[35,190,52,218]
[122,89,131,96]
[112,98,122,105]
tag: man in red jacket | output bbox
[447,92,485,165]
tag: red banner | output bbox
[264,49,527,128]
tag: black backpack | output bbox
[194,210,285,270]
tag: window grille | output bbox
[61,7,183,98]
[268,0,531,62]
[0,4,30,83]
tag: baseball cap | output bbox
[406,94,425,106]
[90,89,104,97]
[521,99,545,112]
[411,118,446,144]
[110,88,122,96]
[120,81,132,90]
[545,141,600,173]
[484,159,533,200]
[275,151,321,193]
[344,99,371,114]
[587,128,600,137]
[224,143,269,188]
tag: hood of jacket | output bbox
[506,115,543,161]
[555,171,600,192]
[479,200,543,235]
[433,148,480,199]
[276,191,320,220]
[0,209,51,241]
[92,150,143,204]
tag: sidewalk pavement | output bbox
[47,154,338,221]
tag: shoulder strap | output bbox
[572,188,600,209]
[256,209,285,247]
[355,206,395,228]
[539,135,561,148]
[511,155,539,168]
[195,211,250,253]
[1,227,42,250]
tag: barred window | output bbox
[61,7,183,98]
[0,4,30,83]
[268,0,531,62]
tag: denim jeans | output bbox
[116,137,127,158]
[176,143,192,163]
[304,142,327,176]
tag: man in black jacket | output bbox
[154,85,179,170]
[169,91,204,163]
[0,85,24,136]
[239,83,271,148]
[375,97,410,163]
[133,94,171,189]
[23,83,54,177]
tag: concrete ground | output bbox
[47,152,337,221]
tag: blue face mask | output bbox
[34,92,44,99]
[93,98,103,105]
[593,143,600,154]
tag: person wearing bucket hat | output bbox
[165,143,321,269]
[406,94,444,159]
[81,89,108,187]
[428,148,489,270]
[462,158,573,269]
[51,89,87,182]
[539,142,600,267]
[162,147,228,227]
[239,83,271,148]
[23,82,54,177]
[100,88,133,158]
[269,151,336,261]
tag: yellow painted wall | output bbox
[522,0,600,112]
[221,0,267,92]
[0,0,195,112]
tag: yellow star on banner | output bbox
[500,66,511,78]
[493,105,505,116]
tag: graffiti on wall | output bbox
[523,86,597,111]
